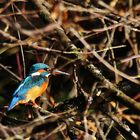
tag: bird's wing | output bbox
[12,76,30,97]
[8,75,46,111]
[12,77,26,96]
[13,75,45,99]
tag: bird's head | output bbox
[29,63,69,77]
[29,63,50,74]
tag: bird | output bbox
[8,63,69,111]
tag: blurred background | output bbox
[0,0,140,139]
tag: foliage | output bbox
[0,0,140,139]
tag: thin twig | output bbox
[12,3,26,78]
[0,63,22,81]
[31,0,140,113]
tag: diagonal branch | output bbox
[31,0,140,112]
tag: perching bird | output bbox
[8,63,69,111]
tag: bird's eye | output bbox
[47,68,51,73]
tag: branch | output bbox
[31,0,140,112]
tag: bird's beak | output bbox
[52,69,70,76]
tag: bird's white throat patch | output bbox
[31,72,40,77]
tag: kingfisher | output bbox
[8,63,69,111]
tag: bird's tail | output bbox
[8,97,19,111]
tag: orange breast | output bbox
[25,82,48,102]
[40,82,48,93]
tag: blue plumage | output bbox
[8,97,20,111]
[8,63,50,111]
[29,63,49,74]
[8,63,69,111]
[8,75,48,111]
